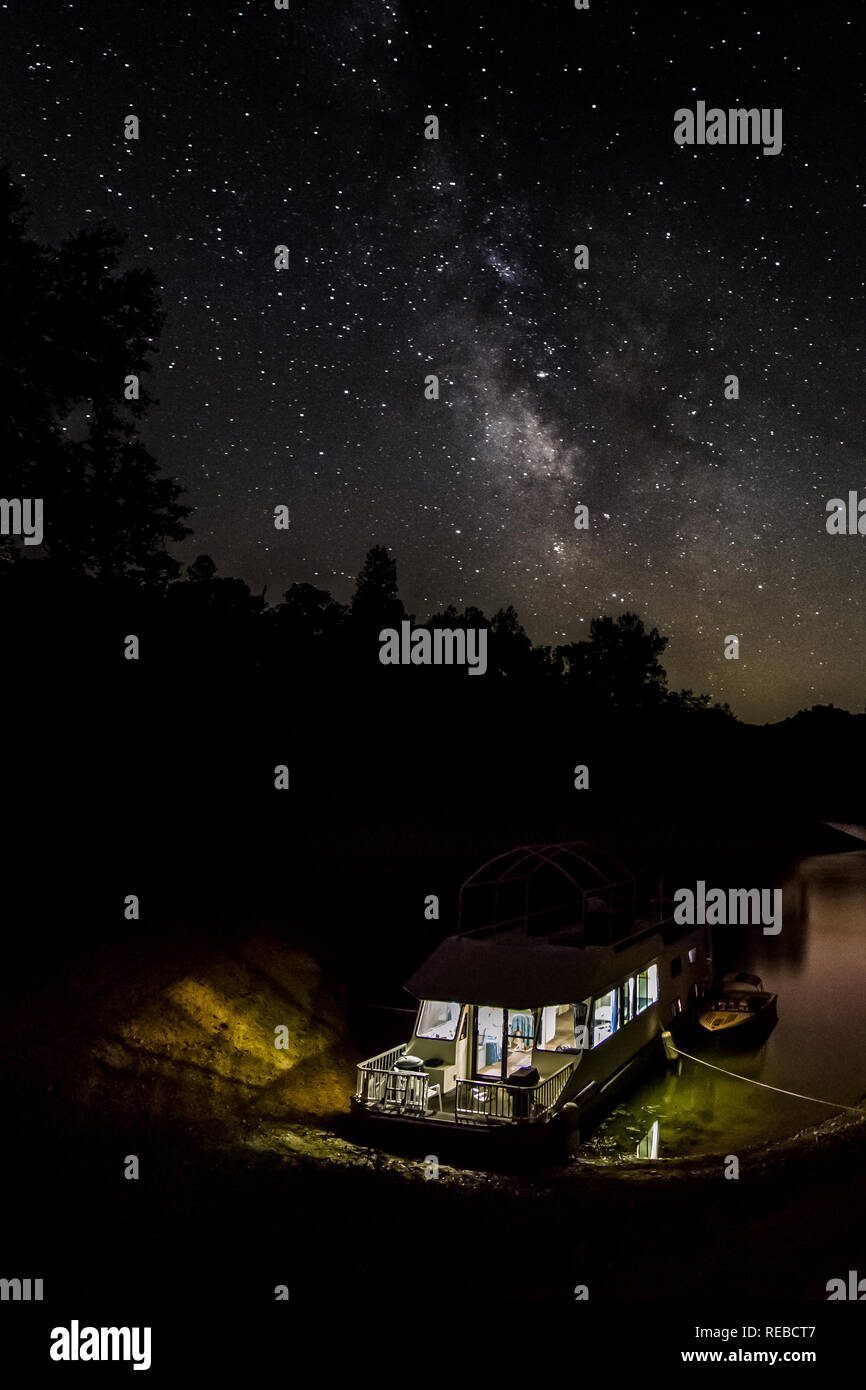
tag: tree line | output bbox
[0,168,746,719]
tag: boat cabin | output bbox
[353,843,713,1138]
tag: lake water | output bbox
[582,850,866,1159]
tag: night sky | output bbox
[2,1,863,721]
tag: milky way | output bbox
[2,0,863,719]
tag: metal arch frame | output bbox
[457,841,637,936]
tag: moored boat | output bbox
[697,971,778,1038]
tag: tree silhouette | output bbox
[666,687,734,717]
[350,544,406,631]
[558,612,669,710]
[276,582,349,639]
[423,602,489,632]
[186,554,218,584]
[0,167,191,581]
[172,553,265,622]
[487,604,540,680]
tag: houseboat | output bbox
[352,842,713,1149]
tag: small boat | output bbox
[698,972,778,1037]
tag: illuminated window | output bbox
[636,964,659,1013]
[416,1000,461,1040]
[620,977,635,1025]
[475,1005,504,1075]
[538,1000,590,1051]
[688,947,697,964]
[591,989,618,1047]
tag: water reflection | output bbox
[635,1118,659,1159]
[583,850,866,1159]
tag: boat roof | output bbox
[458,841,637,936]
[404,924,669,1007]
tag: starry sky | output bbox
[2,0,863,721]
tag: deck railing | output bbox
[356,1047,574,1125]
[532,1062,575,1114]
[355,1045,429,1115]
[455,1062,573,1125]
[357,1042,411,1080]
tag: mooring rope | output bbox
[665,1040,864,1113]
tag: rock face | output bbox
[2,926,359,1138]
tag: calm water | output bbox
[582,850,866,1159]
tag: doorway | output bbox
[455,1008,469,1080]
[474,1006,536,1080]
